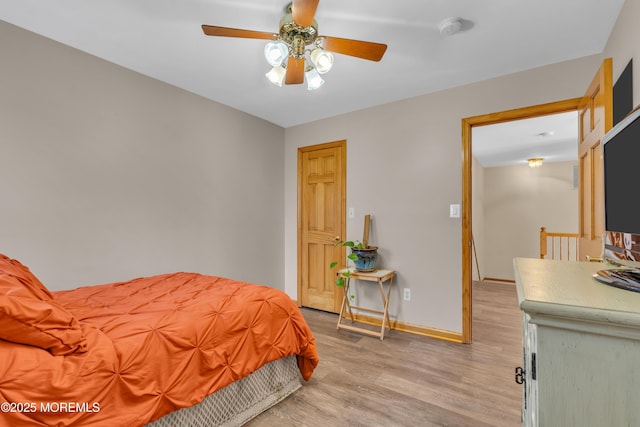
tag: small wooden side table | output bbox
[336,268,395,340]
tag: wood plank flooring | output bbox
[247,281,522,427]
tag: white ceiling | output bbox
[473,111,579,168]
[0,0,625,129]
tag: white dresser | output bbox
[514,258,640,426]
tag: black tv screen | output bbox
[604,107,640,234]
[603,106,640,265]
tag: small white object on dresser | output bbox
[514,258,640,427]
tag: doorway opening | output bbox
[472,110,579,283]
[461,98,582,343]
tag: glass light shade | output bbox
[310,48,334,74]
[264,41,289,67]
[528,157,543,168]
[265,65,287,87]
[305,67,324,90]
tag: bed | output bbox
[0,254,319,426]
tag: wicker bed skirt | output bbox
[147,355,301,427]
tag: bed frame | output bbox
[147,355,300,427]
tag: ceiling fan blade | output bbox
[285,57,305,85]
[201,25,275,40]
[291,0,319,27]
[323,36,388,62]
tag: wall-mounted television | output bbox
[594,105,640,291]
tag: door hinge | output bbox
[531,352,536,380]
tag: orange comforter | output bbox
[0,272,318,426]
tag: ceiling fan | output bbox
[201,0,388,90]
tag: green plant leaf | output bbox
[356,242,363,249]
[343,271,350,278]
[343,241,355,247]
[347,254,358,261]
[329,261,338,269]
[335,278,345,287]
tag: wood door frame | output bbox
[578,58,613,259]
[297,140,347,308]
[461,98,582,343]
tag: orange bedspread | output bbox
[0,270,318,426]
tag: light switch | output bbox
[449,204,460,218]
[348,207,355,219]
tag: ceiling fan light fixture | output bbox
[310,48,334,74]
[264,41,289,67]
[265,65,287,87]
[305,67,324,90]
[202,1,387,89]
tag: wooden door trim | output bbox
[461,98,581,343]
[297,140,347,307]
[578,58,612,257]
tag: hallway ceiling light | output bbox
[528,157,543,168]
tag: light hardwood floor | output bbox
[247,281,523,427]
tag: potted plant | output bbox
[329,239,378,287]
[329,214,378,287]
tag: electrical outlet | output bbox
[403,288,411,301]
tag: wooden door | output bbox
[578,59,612,260]
[298,141,346,313]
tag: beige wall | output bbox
[2,0,636,336]
[605,0,640,109]
[283,0,637,334]
[472,156,485,282]
[0,21,285,290]
[285,56,602,333]
[483,161,579,281]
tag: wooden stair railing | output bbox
[540,227,580,261]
